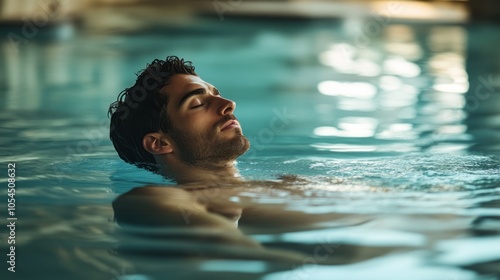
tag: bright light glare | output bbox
[318,81,377,99]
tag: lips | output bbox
[220,120,240,131]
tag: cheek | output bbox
[185,115,216,134]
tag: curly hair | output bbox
[108,56,197,172]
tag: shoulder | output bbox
[120,185,187,196]
[112,185,200,226]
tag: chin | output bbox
[225,135,250,159]
[236,134,250,151]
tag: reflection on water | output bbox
[311,22,497,158]
[0,16,499,280]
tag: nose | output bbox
[218,97,236,116]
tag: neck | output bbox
[157,158,244,185]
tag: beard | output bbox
[169,124,250,168]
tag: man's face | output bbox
[160,74,250,167]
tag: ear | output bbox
[143,132,173,155]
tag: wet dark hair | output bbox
[108,56,197,172]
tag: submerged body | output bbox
[112,179,376,264]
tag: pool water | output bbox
[1,16,500,280]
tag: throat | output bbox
[163,160,244,185]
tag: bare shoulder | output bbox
[119,185,189,197]
[112,184,247,229]
[112,185,200,226]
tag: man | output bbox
[108,57,368,261]
[108,56,306,258]
[108,56,249,184]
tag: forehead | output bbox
[160,74,208,98]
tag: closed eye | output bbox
[190,104,204,109]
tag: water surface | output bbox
[1,17,500,280]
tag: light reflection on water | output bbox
[0,16,499,280]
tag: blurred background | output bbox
[1,1,500,279]
[0,0,499,157]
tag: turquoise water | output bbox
[1,17,500,280]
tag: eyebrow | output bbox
[177,88,206,109]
